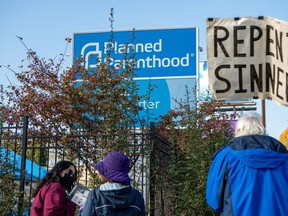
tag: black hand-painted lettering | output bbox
[250,64,263,92]
[214,26,229,57]
[250,26,262,57]
[275,30,283,62]
[266,25,275,57]
[215,65,231,93]
[234,26,246,57]
[276,67,284,100]
[235,64,247,93]
[266,63,275,93]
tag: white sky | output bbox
[0,0,287,139]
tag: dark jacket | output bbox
[79,182,146,216]
[30,182,76,216]
[206,135,288,216]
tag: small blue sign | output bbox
[136,78,197,122]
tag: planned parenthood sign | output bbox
[73,27,198,79]
[73,27,198,123]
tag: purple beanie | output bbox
[93,151,131,183]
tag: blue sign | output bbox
[136,78,197,121]
[73,27,198,79]
[73,28,198,123]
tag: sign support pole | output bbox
[261,99,266,128]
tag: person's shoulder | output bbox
[37,182,65,197]
[233,135,287,152]
[262,134,282,143]
[89,187,101,197]
[46,182,66,192]
[49,182,62,187]
[91,186,100,192]
[130,187,145,205]
[131,187,144,197]
[212,144,231,159]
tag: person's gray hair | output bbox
[235,112,266,137]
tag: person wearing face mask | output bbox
[30,160,78,216]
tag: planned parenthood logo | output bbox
[80,42,102,69]
[73,27,198,79]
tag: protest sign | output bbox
[207,16,288,106]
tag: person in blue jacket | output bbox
[206,112,288,216]
[79,151,146,216]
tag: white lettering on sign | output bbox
[139,100,160,110]
[81,39,194,71]
[104,39,162,54]
[104,53,190,69]
[207,16,288,106]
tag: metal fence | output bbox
[0,116,172,215]
[150,123,173,216]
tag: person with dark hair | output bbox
[206,112,288,216]
[79,151,146,216]
[30,160,78,216]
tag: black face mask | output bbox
[60,173,74,187]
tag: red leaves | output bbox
[2,42,143,140]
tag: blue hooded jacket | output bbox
[206,135,288,216]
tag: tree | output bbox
[155,88,237,215]
[1,9,150,167]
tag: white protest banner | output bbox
[206,16,288,106]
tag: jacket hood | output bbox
[99,183,137,210]
[229,135,288,169]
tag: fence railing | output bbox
[0,117,172,215]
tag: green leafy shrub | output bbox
[155,88,236,215]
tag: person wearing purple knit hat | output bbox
[79,151,146,216]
